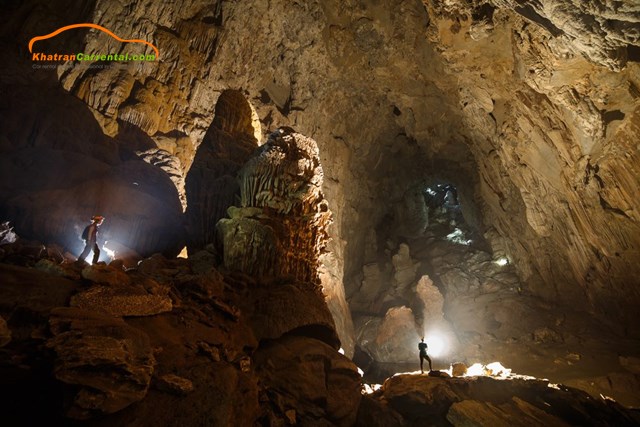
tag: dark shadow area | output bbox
[281,324,341,350]
[603,109,625,125]
[514,3,563,37]
[184,90,258,254]
[627,44,640,63]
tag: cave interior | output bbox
[1,0,640,425]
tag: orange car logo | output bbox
[29,23,159,58]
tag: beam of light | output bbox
[425,332,447,357]
[102,243,116,261]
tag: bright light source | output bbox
[102,244,115,261]
[363,383,382,394]
[425,333,447,357]
[495,257,508,266]
[464,361,513,378]
[486,361,511,378]
[465,363,485,376]
[178,246,188,259]
[446,228,472,245]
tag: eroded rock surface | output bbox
[254,335,362,427]
[1,0,640,424]
[361,374,640,427]
[248,283,339,347]
[47,307,156,419]
[70,284,172,317]
[0,235,360,426]
[218,128,331,285]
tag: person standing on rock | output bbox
[419,337,432,374]
[77,215,104,265]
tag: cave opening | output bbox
[422,182,475,248]
[350,176,500,381]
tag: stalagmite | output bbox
[218,127,331,285]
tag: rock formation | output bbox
[218,128,331,285]
[360,373,639,426]
[0,241,362,425]
[47,307,157,419]
[185,89,259,254]
[1,0,640,423]
[3,238,638,426]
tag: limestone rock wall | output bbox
[422,1,640,320]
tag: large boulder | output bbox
[81,263,132,286]
[0,264,78,334]
[253,335,362,426]
[249,283,339,348]
[358,306,420,364]
[366,374,640,426]
[447,398,571,426]
[47,307,156,419]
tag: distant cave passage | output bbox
[184,90,260,254]
[423,183,473,246]
[387,182,474,245]
[351,181,479,371]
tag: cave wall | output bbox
[423,1,640,320]
[0,82,185,259]
[3,0,640,347]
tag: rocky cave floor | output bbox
[415,224,640,391]
[0,234,639,426]
[353,200,640,412]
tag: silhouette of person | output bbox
[419,337,432,373]
[78,215,104,264]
